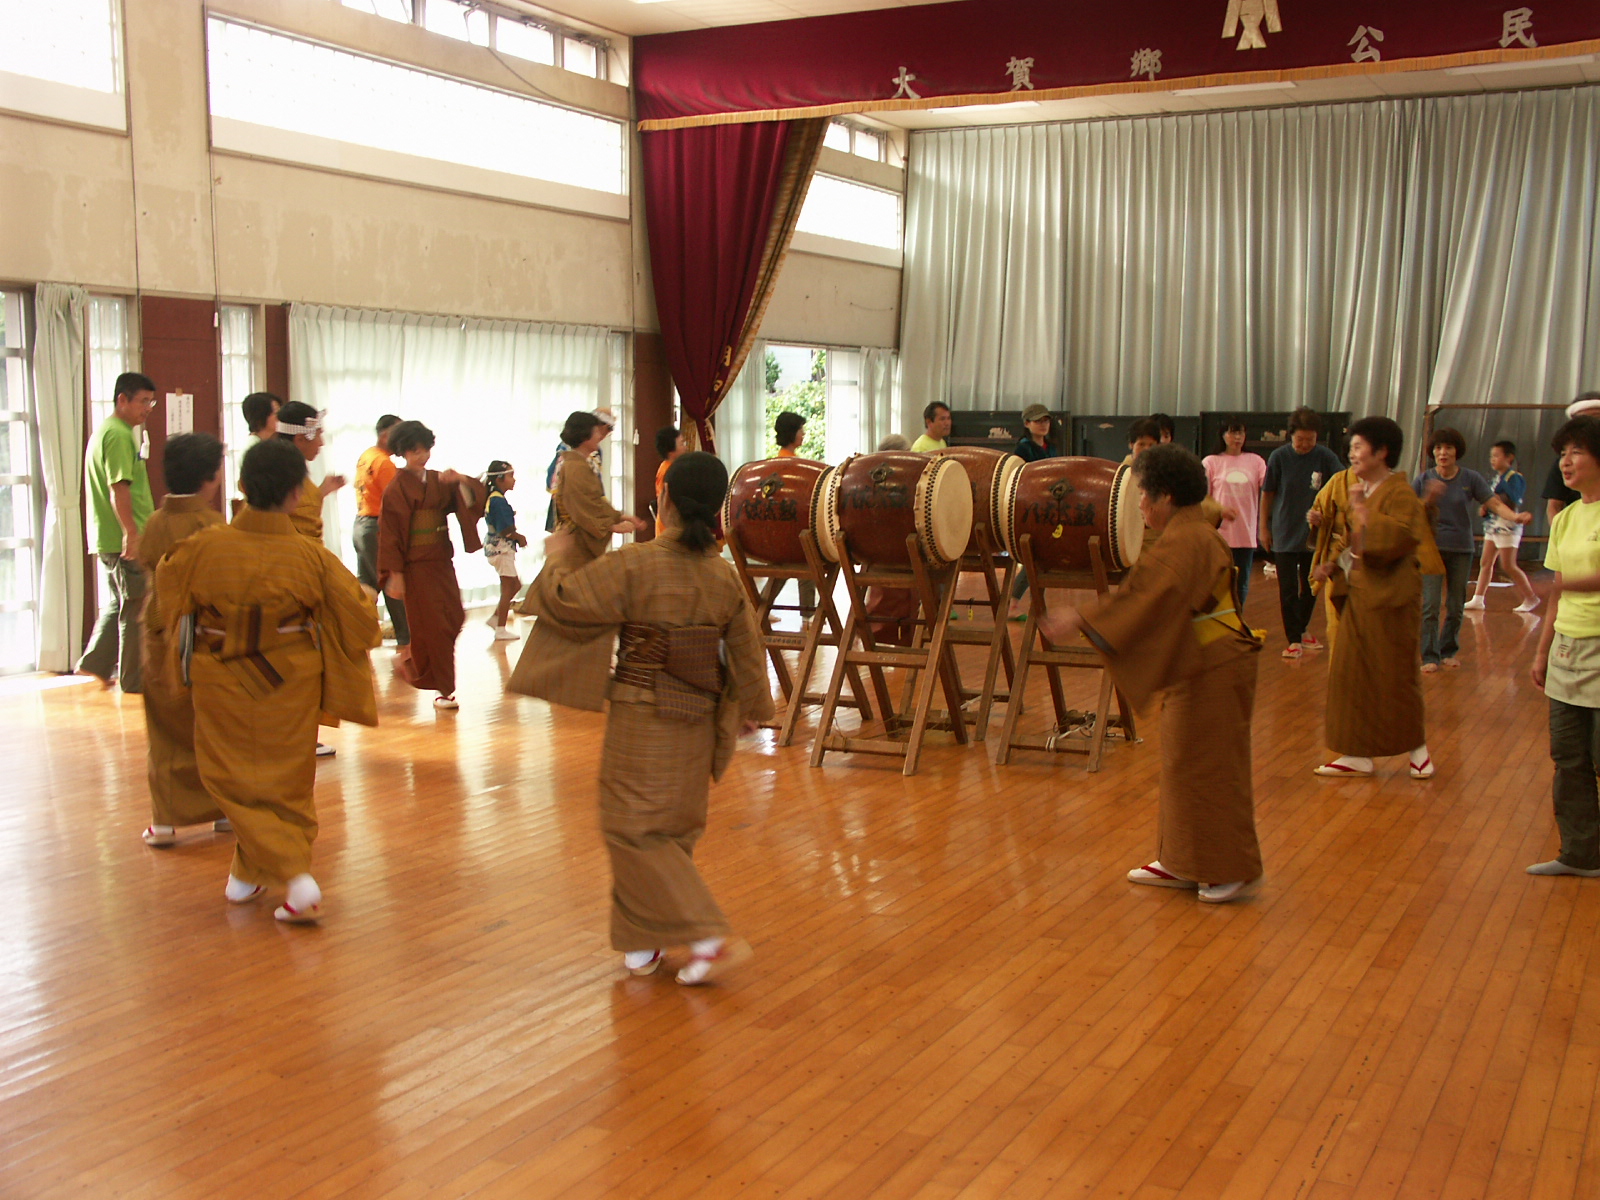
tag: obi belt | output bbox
[1193,564,1253,648]
[612,622,725,722]
[409,508,448,549]
[182,603,316,698]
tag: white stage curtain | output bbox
[33,283,87,673]
[289,305,625,602]
[902,85,1600,458]
[712,337,769,473]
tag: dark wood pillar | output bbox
[138,296,221,502]
[264,303,290,401]
[632,332,675,540]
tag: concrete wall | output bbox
[0,0,899,343]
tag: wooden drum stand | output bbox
[726,526,873,746]
[994,533,1138,773]
[809,533,970,776]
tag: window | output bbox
[341,0,413,20]
[496,20,554,66]
[424,0,488,45]
[207,18,626,198]
[86,296,131,435]
[797,175,902,250]
[219,306,258,502]
[0,0,125,128]
[824,120,886,163]
[333,0,605,78]
[0,292,41,674]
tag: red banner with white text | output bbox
[635,0,1600,127]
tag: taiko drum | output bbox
[820,451,973,567]
[996,457,1143,574]
[721,457,830,566]
[933,446,1024,559]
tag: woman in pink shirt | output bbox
[1203,419,1268,607]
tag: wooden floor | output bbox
[2,572,1594,1199]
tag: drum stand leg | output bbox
[810,535,968,775]
[729,529,871,739]
[994,534,1134,773]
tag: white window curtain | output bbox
[289,305,625,603]
[712,340,902,472]
[902,85,1600,454]
[32,283,87,673]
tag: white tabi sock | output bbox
[689,937,724,959]
[285,873,322,912]
[624,950,659,970]
[224,875,259,902]
[1409,744,1432,769]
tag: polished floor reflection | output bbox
[1,579,1593,1199]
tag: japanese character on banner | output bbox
[1349,25,1384,63]
[891,66,921,100]
[1501,8,1536,48]
[1005,56,1035,91]
[1223,0,1283,51]
[1131,48,1163,81]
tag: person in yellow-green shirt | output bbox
[1530,414,1600,879]
[79,372,158,692]
[911,402,951,453]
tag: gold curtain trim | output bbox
[638,40,1600,131]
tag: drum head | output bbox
[811,465,841,563]
[1108,461,1143,569]
[917,457,974,564]
[988,455,1024,557]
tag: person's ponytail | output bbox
[663,452,729,553]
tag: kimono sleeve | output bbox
[377,476,410,582]
[451,476,487,554]
[1077,533,1212,712]
[315,545,380,727]
[524,546,632,633]
[722,586,776,722]
[562,460,623,541]
[1361,488,1423,567]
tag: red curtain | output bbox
[640,120,802,453]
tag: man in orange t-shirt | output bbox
[353,414,409,647]
[653,425,685,539]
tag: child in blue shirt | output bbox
[484,460,527,640]
[1464,440,1539,614]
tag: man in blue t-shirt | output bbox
[1260,408,1343,658]
[1413,428,1530,670]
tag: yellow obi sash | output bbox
[410,508,447,547]
[190,603,317,698]
[1193,566,1251,647]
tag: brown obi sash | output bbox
[410,508,448,548]
[613,622,725,721]
[190,603,316,699]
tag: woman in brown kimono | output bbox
[1311,416,1438,780]
[377,420,486,710]
[1040,444,1264,903]
[516,453,773,985]
[541,410,646,568]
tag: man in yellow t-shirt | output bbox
[353,414,408,647]
[1531,414,1600,879]
[912,402,952,453]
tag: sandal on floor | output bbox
[274,901,321,924]
[142,825,177,847]
[676,937,753,986]
[227,884,265,905]
[1127,862,1197,888]
[1281,645,1303,659]
[1409,755,1435,780]
[627,950,663,977]
[1314,760,1373,777]
[1198,877,1261,904]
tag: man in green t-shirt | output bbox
[78,372,158,692]
[911,401,952,453]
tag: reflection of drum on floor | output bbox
[721,457,830,565]
[821,451,973,566]
[933,446,1023,559]
[997,457,1142,575]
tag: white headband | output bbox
[278,413,325,437]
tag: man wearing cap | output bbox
[78,372,159,692]
[546,409,614,532]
